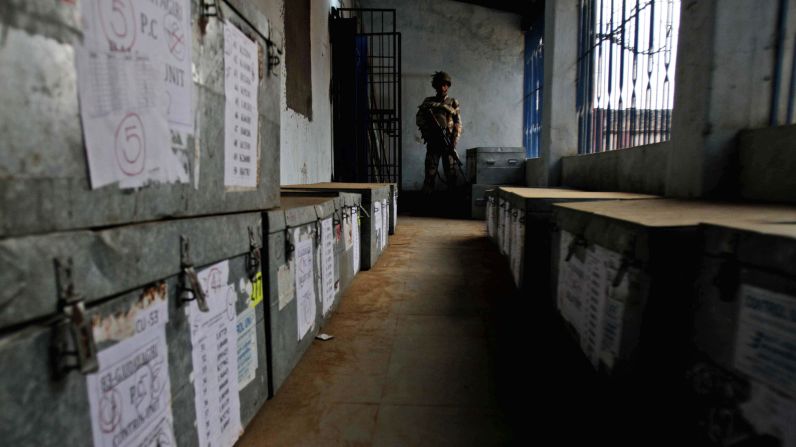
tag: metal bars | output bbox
[576,0,680,154]
[331,9,402,187]
[524,19,544,159]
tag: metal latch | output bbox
[565,235,587,262]
[612,256,632,288]
[179,236,209,312]
[52,258,98,377]
[285,228,296,260]
[201,0,224,19]
[358,204,371,219]
[247,226,261,279]
[507,159,519,165]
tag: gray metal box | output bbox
[500,187,656,292]
[551,200,796,383]
[279,190,363,321]
[282,183,392,270]
[469,184,497,220]
[0,212,269,446]
[262,196,331,397]
[687,220,796,445]
[465,147,525,185]
[0,1,280,238]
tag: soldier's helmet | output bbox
[431,71,452,87]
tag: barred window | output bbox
[576,0,680,154]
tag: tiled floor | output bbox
[237,217,519,446]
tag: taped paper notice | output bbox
[352,207,361,273]
[77,0,192,189]
[295,233,316,341]
[249,271,264,308]
[189,260,242,447]
[86,324,175,447]
[224,22,259,189]
[735,284,796,396]
[373,202,383,253]
[557,231,586,338]
[344,209,354,250]
[92,282,169,344]
[510,218,524,287]
[381,198,389,249]
[321,218,335,316]
[392,193,398,230]
[277,262,295,311]
[740,381,796,447]
[236,307,258,391]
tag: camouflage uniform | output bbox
[416,77,462,193]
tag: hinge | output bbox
[51,258,98,378]
[179,236,209,312]
[247,226,261,279]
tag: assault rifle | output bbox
[425,108,468,183]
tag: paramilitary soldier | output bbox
[416,71,462,194]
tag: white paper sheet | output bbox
[344,209,354,250]
[86,324,175,447]
[77,0,192,189]
[373,202,383,252]
[486,200,493,237]
[740,381,796,447]
[92,283,169,344]
[294,232,316,341]
[557,231,586,336]
[224,22,259,189]
[352,207,361,273]
[735,284,796,395]
[381,199,389,249]
[190,260,242,447]
[277,262,295,311]
[511,218,524,287]
[236,307,258,391]
[321,218,335,316]
[392,193,398,230]
[580,248,608,366]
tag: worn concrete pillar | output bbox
[538,0,580,187]
[666,0,776,198]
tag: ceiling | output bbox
[453,0,544,30]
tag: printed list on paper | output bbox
[224,22,259,189]
[294,231,316,341]
[76,0,192,189]
[321,218,335,315]
[86,320,175,447]
[236,307,258,391]
[352,207,361,273]
[189,260,243,447]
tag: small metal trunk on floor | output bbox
[262,196,332,397]
[465,147,526,186]
[0,212,269,446]
[279,190,364,323]
[0,1,280,239]
[282,183,394,270]
[688,220,796,445]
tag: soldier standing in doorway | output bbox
[416,71,463,195]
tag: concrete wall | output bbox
[739,124,796,203]
[253,0,343,186]
[666,0,776,198]
[360,0,525,191]
[561,142,668,196]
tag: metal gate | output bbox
[330,8,402,187]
